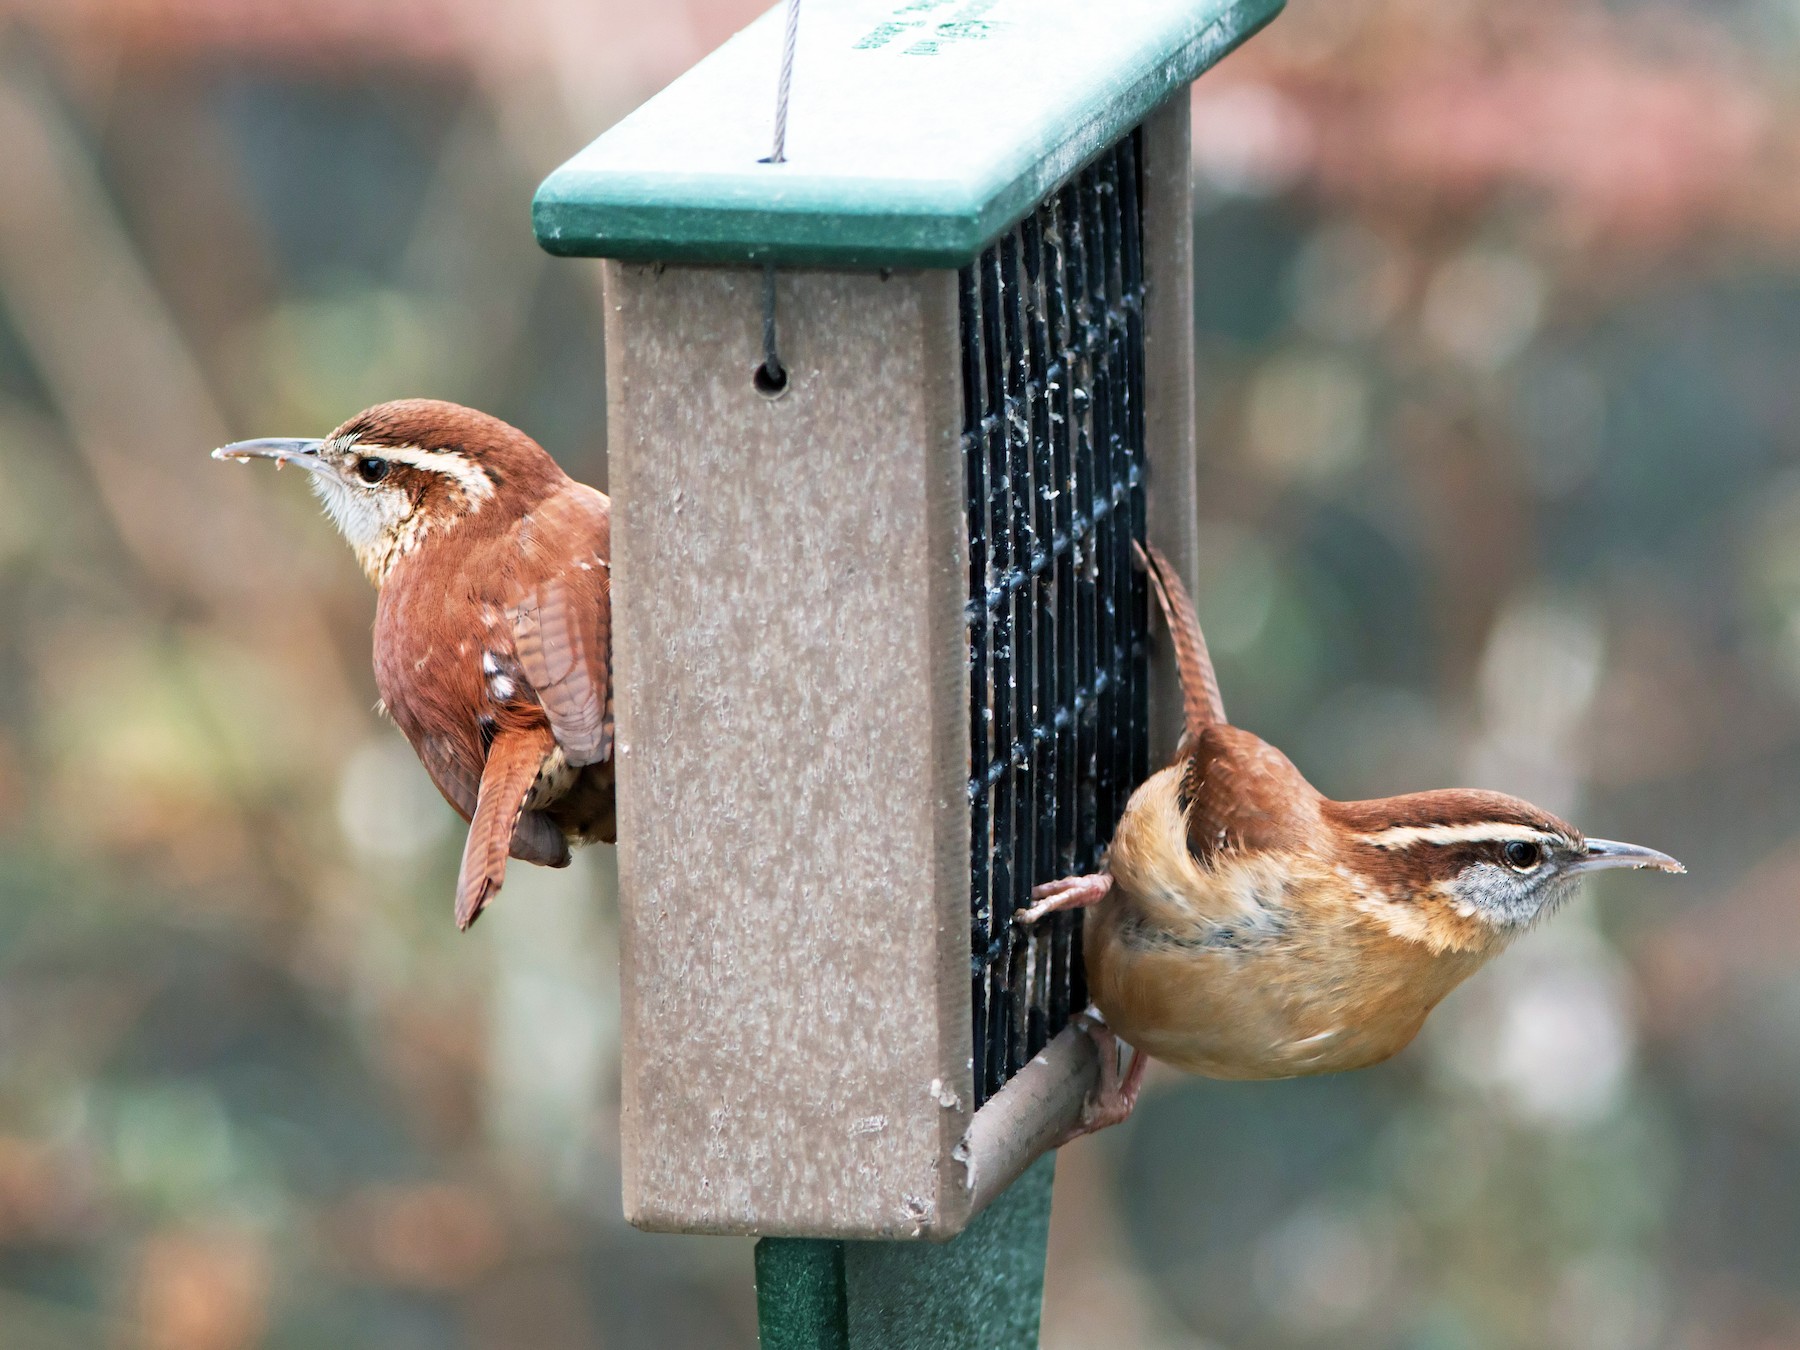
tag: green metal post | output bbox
[757,1238,850,1350]
[756,1157,1056,1350]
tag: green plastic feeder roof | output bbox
[533,0,1283,268]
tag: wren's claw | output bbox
[1052,1015,1146,1147]
[1016,872,1113,925]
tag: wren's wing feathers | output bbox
[1139,542,1225,734]
[457,725,557,929]
[511,574,608,762]
[509,487,613,767]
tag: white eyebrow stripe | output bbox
[370,444,496,504]
[1354,823,1561,849]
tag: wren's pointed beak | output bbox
[1571,838,1686,875]
[212,438,329,473]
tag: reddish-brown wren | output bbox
[1023,545,1683,1138]
[215,399,613,929]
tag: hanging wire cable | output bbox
[767,0,802,166]
[755,0,801,394]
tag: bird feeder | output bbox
[533,0,1279,1333]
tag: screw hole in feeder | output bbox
[752,360,789,399]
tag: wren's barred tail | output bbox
[458,725,560,930]
[1137,541,1225,732]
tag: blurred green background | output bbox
[0,1,1796,1346]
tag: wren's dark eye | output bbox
[355,456,390,484]
[1503,840,1542,871]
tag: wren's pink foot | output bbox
[1054,1017,1147,1147]
[1016,872,1112,925]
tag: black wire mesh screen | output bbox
[962,127,1151,1110]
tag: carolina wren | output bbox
[215,399,613,929]
[1023,545,1682,1136]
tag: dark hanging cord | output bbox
[759,265,785,391]
[755,0,801,394]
